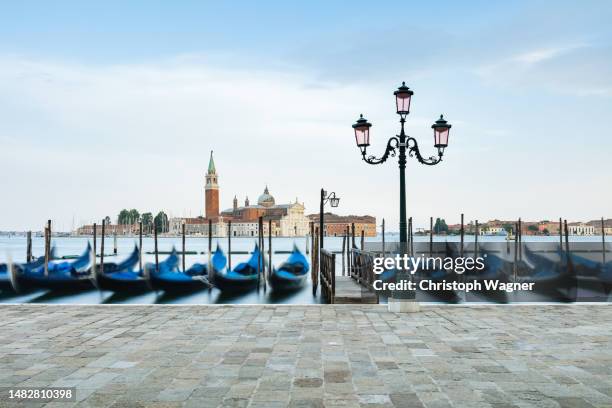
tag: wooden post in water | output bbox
[101,219,105,275]
[113,230,117,255]
[460,213,464,258]
[474,220,479,258]
[92,223,97,276]
[182,221,186,272]
[268,219,272,283]
[564,219,569,255]
[44,225,49,277]
[513,222,518,278]
[429,217,433,257]
[382,219,386,258]
[208,219,212,270]
[312,227,319,295]
[351,223,356,249]
[360,230,365,250]
[602,217,606,265]
[139,221,143,272]
[154,224,159,272]
[341,234,346,276]
[257,216,262,290]
[26,231,32,263]
[409,217,413,257]
[227,220,232,271]
[518,217,522,260]
[559,218,563,249]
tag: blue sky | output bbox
[1,1,611,231]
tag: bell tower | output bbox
[205,151,219,219]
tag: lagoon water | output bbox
[1,234,609,305]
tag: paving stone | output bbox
[0,304,609,407]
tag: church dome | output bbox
[257,186,275,207]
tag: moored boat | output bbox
[212,245,263,293]
[268,245,309,292]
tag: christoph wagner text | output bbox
[373,254,486,274]
[373,279,535,292]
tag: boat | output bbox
[148,254,211,293]
[1,248,59,291]
[11,245,94,293]
[212,245,263,293]
[96,248,178,293]
[268,245,309,292]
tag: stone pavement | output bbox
[0,304,611,408]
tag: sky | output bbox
[1,0,611,232]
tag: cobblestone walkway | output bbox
[0,305,611,407]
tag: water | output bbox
[1,234,609,304]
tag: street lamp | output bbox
[352,82,451,312]
[317,189,340,294]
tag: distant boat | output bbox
[212,244,263,293]
[11,245,93,292]
[268,245,309,292]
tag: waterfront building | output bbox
[307,213,377,237]
[587,219,612,235]
[76,223,139,236]
[567,222,595,236]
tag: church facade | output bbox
[170,151,309,237]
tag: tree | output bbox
[433,218,449,234]
[104,216,111,225]
[542,228,550,235]
[118,209,130,225]
[527,225,539,233]
[154,211,169,233]
[502,223,514,233]
[128,209,140,225]
[141,212,153,234]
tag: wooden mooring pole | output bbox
[154,224,159,273]
[92,222,97,276]
[564,219,570,261]
[139,221,143,272]
[182,221,186,272]
[474,220,479,258]
[26,231,32,263]
[429,217,433,257]
[460,213,464,258]
[227,220,232,271]
[602,217,606,265]
[113,230,117,255]
[44,223,49,277]
[101,219,105,275]
[268,219,272,291]
[409,217,413,257]
[208,219,212,264]
[559,218,563,249]
[518,217,522,260]
[341,233,346,276]
[257,216,262,290]
[351,223,356,249]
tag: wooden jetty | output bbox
[320,248,378,304]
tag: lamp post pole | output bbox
[352,82,452,312]
[318,189,340,294]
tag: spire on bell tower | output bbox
[205,150,219,219]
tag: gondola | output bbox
[268,245,309,292]
[1,248,59,291]
[11,245,93,293]
[96,248,178,293]
[148,253,211,293]
[212,245,263,293]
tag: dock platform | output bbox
[332,276,378,303]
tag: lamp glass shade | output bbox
[352,114,372,147]
[434,127,450,148]
[330,197,340,208]
[394,82,413,115]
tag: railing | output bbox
[349,249,379,301]
[320,249,335,303]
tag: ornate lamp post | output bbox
[320,189,340,252]
[352,82,451,312]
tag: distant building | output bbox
[567,222,595,236]
[76,223,139,236]
[586,219,612,235]
[307,213,377,237]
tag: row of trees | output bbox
[116,209,169,233]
